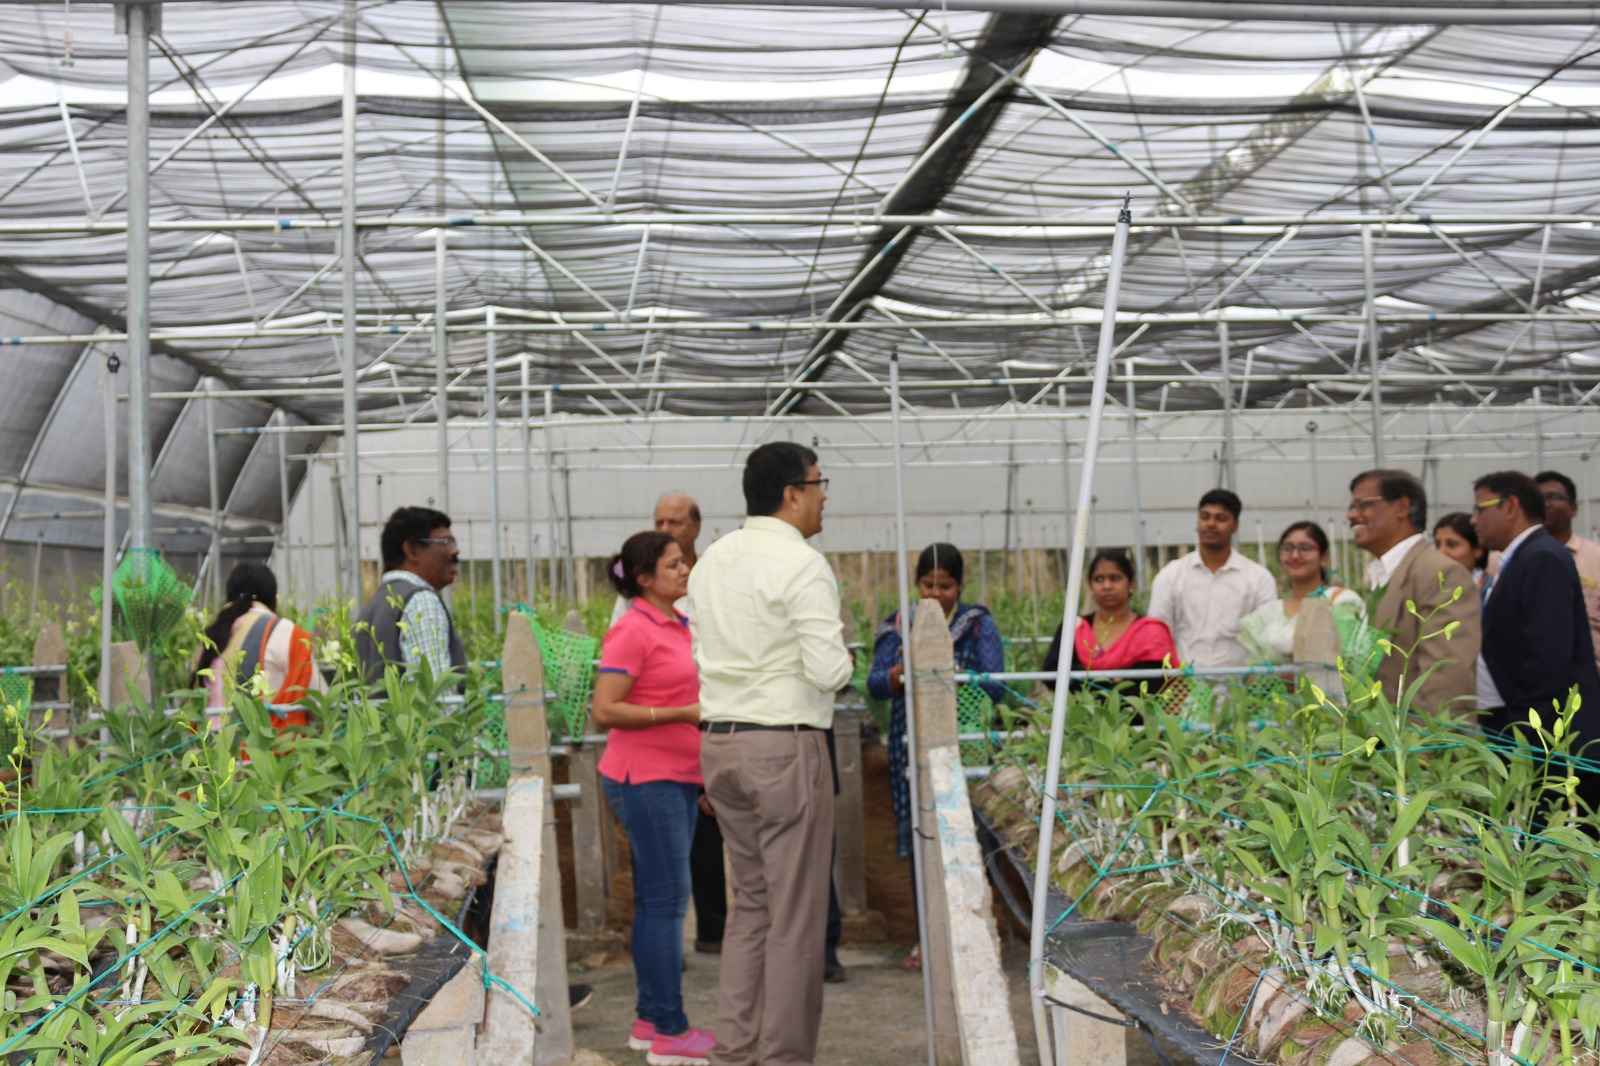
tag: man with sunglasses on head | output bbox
[688,441,852,1066]
[356,505,466,686]
[1347,469,1480,716]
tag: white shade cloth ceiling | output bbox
[0,2,1598,550]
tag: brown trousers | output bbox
[700,728,835,1066]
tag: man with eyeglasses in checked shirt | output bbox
[355,505,467,686]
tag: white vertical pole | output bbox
[204,378,221,606]
[487,307,503,626]
[123,3,154,553]
[435,227,450,515]
[1218,322,1235,491]
[306,457,318,596]
[1126,363,1146,583]
[888,351,937,1066]
[1534,386,1546,470]
[341,0,362,601]
[1362,224,1385,466]
[1030,196,1133,1066]
[544,389,560,598]
[100,356,117,710]
[521,356,537,604]
[276,411,292,602]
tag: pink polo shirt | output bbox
[597,598,703,786]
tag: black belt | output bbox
[701,721,822,734]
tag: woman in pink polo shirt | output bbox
[592,530,715,1065]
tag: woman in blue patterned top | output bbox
[868,543,1007,861]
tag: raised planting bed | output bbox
[0,660,536,1066]
[972,645,1600,1066]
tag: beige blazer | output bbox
[1372,539,1481,716]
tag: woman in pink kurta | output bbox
[591,531,715,1064]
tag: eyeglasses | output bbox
[1278,543,1321,557]
[790,478,830,492]
[1473,496,1504,512]
[416,536,459,549]
[1347,495,1386,512]
[1542,491,1573,504]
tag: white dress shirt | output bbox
[1365,532,1425,590]
[686,516,853,728]
[1476,524,1542,711]
[1146,548,1279,670]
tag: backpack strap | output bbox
[235,614,278,690]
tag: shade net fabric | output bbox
[2,4,1600,554]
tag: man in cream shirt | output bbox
[688,441,852,1066]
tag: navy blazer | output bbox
[1481,526,1600,742]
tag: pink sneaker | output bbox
[647,1027,716,1066]
[628,1019,657,1051]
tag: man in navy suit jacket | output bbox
[1473,471,1600,810]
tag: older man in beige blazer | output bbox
[1348,469,1481,716]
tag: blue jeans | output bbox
[600,775,699,1035]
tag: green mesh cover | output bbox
[0,671,32,717]
[957,684,995,766]
[479,700,509,789]
[113,548,192,652]
[531,617,598,739]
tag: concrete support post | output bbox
[478,773,546,1066]
[497,619,573,1064]
[911,598,1022,1066]
[31,623,67,711]
[832,706,868,916]
[1044,966,1128,1066]
[106,640,151,709]
[562,608,607,932]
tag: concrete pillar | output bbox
[31,622,67,706]
[568,740,608,933]
[1045,965,1128,1066]
[106,640,150,709]
[912,598,1022,1066]
[496,619,573,1064]
[832,707,869,917]
[478,773,546,1065]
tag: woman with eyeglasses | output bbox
[1239,521,1367,696]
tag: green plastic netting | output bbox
[532,617,599,740]
[0,671,31,717]
[112,549,192,652]
[957,684,995,766]
[479,700,509,789]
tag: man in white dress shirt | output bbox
[688,442,853,1066]
[1147,488,1278,670]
